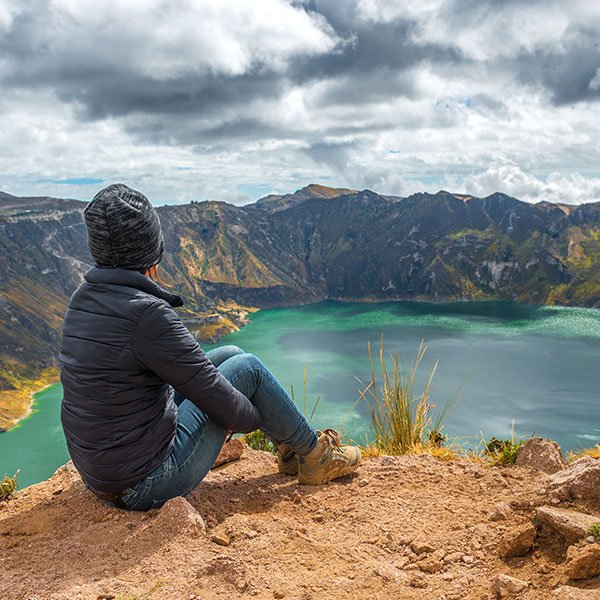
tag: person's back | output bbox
[60,267,180,492]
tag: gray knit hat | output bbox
[84,183,164,270]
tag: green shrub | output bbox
[243,430,276,453]
[587,523,600,539]
[483,424,524,466]
[0,470,19,501]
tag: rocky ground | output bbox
[1,439,599,600]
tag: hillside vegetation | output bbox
[1,184,600,426]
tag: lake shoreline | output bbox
[3,296,600,433]
[0,371,60,433]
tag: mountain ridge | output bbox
[2,183,600,428]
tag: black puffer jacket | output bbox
[60,267,262,493]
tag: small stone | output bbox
[359,478,369,487]
[418,556,443,573]
[491,574,529,598]
[152,497,206,538]
[515,437,566,474]
[408,574,428,589]
[212,438,244,469]
[536,506,600,545]
[313,514,324,523]
[274,592,285,599]
[443,552,463,564]
[489,502,511,522]
[586,536,595,544]
[410,540,435,555]
[564,544,600,580]
[461,555,474,564]
[52,488,63,496]
[211,532,231,546]
[373,563,407,584]
[498,523,536,558]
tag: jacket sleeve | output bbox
[133,301,262,433]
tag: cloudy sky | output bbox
[1,0,600,205]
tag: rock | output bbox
[408,573,428,589]
[515,437,566,474]
[150,497,206,538]
[489,502,512,522]
[553,586,600,599]
[418,556,444,573]
[210,532,231,546]
[373,562,407,584]
[443,552,463,564]
[410,540,435,555]
[564,544,600,580]
[212,438,244,469]
[491,574,529,598]
[498,523,536,558]
[545,458,600,507]
[536,506,600,545]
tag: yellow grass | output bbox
[0,366,59,430]
[568,444,600,462]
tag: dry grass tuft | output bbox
[567,444,600,462]
[357,337,457,457]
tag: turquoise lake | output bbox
[2,299,600,488]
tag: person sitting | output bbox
[60,183,361,510]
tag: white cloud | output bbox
[462,164,600,204]
[0,1,599,204]
[23,0,339,79]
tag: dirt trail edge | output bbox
[1,447,599,599]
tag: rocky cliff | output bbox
[1,442,600,599]
[2,184,600,427]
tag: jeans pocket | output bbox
[121,477,149,510]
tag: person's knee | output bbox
[220,344,244,357]
[222,352,265,385]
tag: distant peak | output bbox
[295,183,357,198]
[255,183,357,212]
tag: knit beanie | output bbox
[84,184,164,270]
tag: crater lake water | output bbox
[2,299,600,488]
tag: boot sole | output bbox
[277,454,298,476]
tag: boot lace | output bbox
[322,428,342,449]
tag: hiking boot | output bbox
[277,444,298,475]
[298,429,361,485]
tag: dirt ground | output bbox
[1,446,599,600]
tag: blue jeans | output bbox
[119,345,317,511]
